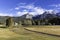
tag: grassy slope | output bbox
[0,26,60,40]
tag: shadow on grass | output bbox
[0,26,7,28]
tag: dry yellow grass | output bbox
[0,26,60,40]
[26,25,60,35]
[0,28,20,38]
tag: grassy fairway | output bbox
[0,26,60,40]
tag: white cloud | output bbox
[0,13,13,16]
[33,7,45,14]
[46,9,53,11]
[15,3,60,16]
[17,11,28,16]
[49,4,60,10]
[25,5,34,9]
[15,3,46,16]
[2,3,59,16]
[48,4,60,10]
[23,10,28,12]
[49,4,60,7]
[17,12,21,14]
[15,7,20,10]
[18,3,26,6]
[48,4,60,13]
[19,3,26,5]
[15,4,34,10]
[28,12,38,15]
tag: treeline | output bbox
[32,17,60,25]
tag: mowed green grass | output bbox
[0,26,60,40]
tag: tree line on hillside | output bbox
[32,17,60,25]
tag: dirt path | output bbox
[24,28,60,37]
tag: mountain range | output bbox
[0,11,60,24]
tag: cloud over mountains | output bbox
[0,3,60,16]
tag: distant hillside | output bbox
[0,16,9,24]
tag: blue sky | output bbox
[0,0,60,16]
